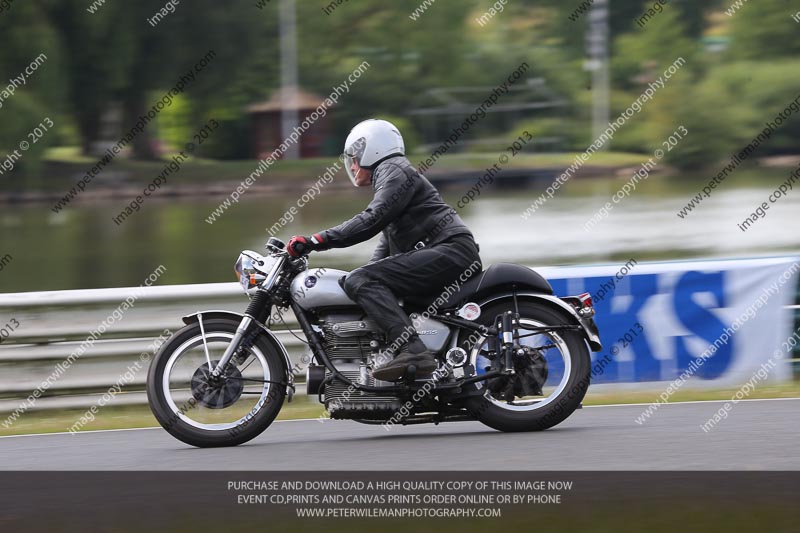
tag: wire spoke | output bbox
[238,355,256,374]
[531,343,557,351]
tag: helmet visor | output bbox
[344,153,359,186]
[343,136,367,187]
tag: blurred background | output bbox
[0,0,797,292]
[0,0,799,434]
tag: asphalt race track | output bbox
[1,399,797,470]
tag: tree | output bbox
[0,1,64,180]
[36,0,268,160]
[727,0,800,60]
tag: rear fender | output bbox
[476,293,602,352]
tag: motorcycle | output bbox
[146,237,602,447]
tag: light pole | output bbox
[587,0,610,148]
[280,0,300,159]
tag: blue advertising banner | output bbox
[536,257,799,386]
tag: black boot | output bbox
[372,336,437,382]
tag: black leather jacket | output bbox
[320,155,474,262]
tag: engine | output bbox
[317,314,403,419]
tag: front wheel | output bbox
[462,301,591,432]
[147,318,287,447]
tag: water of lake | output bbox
[1,171,798,292]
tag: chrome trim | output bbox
[211,316,253,377]
[197,312,213,370]
[261,255,286,291]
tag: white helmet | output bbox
[342,119,405,186]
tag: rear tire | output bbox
[463,301,591,432]
[147,319,287,447]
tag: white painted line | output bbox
[0,426,161,439]
[1,398,798,439]
[583,397,800,409]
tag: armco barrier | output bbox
[794,280,800,376]
[0,257,797,414]
[0,283,307,414]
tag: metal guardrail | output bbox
[793,285,800,375]
[0,283,308,414]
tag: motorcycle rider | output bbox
[287,119,482,381]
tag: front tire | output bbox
[463,302,591,432]
[147,319,287,447]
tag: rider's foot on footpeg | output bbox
[372,352,436,382]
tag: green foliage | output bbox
[652,60,800,170]
[728,0,800,60]
[508,117,581,152]
[612,6,699,91]
[0,93,54,178]
[194,116,252,161]
[688,60,800,154]
[157,95,192,152]
[0,0,796,176]
[659,76,742,170]
[531,0,723,58]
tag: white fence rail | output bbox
[0,283,306,413]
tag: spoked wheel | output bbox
[147,319,287,447]
[462,301,591,432]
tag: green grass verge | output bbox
[0,395,326,437]
[582,382,800,406]
[2,383,798,437]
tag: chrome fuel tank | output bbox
[290,268,452,352]
[291,268,356,310]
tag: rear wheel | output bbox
[462,301,591,432]
[147,319,287,447]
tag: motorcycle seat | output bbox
[402,262,553,313]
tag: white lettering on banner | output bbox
[535,257,799,387]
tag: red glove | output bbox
[287,233,326,258]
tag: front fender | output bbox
[476,293,602,352]
[181,310,295,392]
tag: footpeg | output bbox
[403,364,418,384]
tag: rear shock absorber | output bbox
[501,311,516,375]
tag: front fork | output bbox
[208,315,254,379]
[207,289,272,378]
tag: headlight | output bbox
[234,250,275,294]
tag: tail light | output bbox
[578,292,593,308]
[565,292,595,317]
